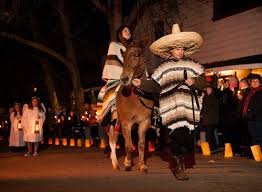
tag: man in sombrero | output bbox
[149,24,207,180]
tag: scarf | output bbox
[242,86,262,116]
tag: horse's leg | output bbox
[138,119,151,174]
[122,122,133,171]
[108,119,119,170]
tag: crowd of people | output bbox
[44,102,106,148]
[7,96,46,156]
[199,73,262,159]
[4,97,108,156]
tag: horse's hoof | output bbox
[113,166,120,171]
[125,166,132,171]
[139,167,148,174]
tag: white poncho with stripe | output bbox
[152,59,205,131]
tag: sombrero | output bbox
[149,24,203,58]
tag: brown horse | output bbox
[108,43,154,173]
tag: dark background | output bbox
[0,0,136,108]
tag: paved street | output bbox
[0,143,261,192]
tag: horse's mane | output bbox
[126,38,149,50]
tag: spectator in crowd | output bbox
[243,74,262,159]
[60,105,67,117]
[44,107,56,144]
[82,103,92,146]
[221,76,241,155]
[237,78,251,157]
[54,111,66,140]
[66,110,78,138]
[201,86,219,153]
[9,102,26,150]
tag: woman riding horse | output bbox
[110,42,158,173]
[96,25,133,154]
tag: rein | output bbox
[135,87,154,111]
[131,65,154,111]
[131,65,153,111]
[138,95,154,111]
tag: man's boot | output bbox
[169,156,189,180]
[184,152,195,169]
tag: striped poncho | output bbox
[96,42,125,121]
[152,59,205,131]
[96,80,120,120]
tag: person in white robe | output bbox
[9,103,26,148]
[22,96,46,156]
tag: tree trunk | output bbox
[57,0,84,116]
[31,15,58,110]
[108,0,122,41]
[39,58,58,109]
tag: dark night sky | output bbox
[0,1,136,108]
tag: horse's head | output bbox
[120,42,145,86]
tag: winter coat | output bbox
[201,93,219,126]
[246,88,262,122]
[221,88,239,125]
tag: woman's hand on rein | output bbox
[132,78,141,87]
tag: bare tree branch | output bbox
[125,0,159,31]
[0,31,73,71]
[89,0,107,14]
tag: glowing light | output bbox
[17,120,22,131]
[35,120,40,133]
[219,70,235,76]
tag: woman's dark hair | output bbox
[28,97,44,112]
[116,25,132,46]
[12,103,22,117]
[248,73,262,84]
